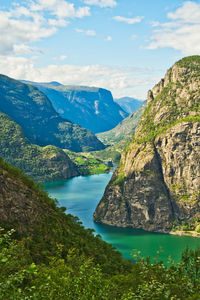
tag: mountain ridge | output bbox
[0,74,105,152]
[114,97,144,114]
[26,81,128,133]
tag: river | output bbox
[44,173,200,263]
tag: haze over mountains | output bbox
[26,81,128,133]
[0,75,104,152]
[97,101,147,146]
[114,97,144,114]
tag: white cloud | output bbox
[75,28,96,36]
[167,1,200,24]
[0,1,90,56]
[106,35,112,41]
[113,16,143,24]
[0,55,162,99]
[48,18,69,27]
[147,1,200,55]
[84,0,117,8]
[31,0,90,18]
[0,10,57,55]
[13,44,44,55]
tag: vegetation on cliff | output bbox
[94,56,200,233]
[1,157,200,299]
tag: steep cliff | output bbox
[94,56,200,233]
[0,75,105,152]
[29,82,128,133]
[0,112,79,181]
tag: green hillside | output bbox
[97,102,146,146]
[0,112,79,181]
[0,157,200,299]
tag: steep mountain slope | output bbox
[1,156,200,299]
[0,112,79,181]
[28,81,128,133]
[114,97,144,114]
[0,75,104,152]
[0,157,131,271]
[97,101,147,146]
[94,56,200,233]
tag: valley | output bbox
[0,55,200,299]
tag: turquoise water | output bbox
[44,173,200,263]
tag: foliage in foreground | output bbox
[1,156,200,299]
[1,228,200,300]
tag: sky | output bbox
[0,0,200,99]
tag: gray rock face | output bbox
[31,83,128,133]
[94,56,200,232]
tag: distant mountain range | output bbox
[24,81,128,133]
[114,97,144,114]
[97,101,147,146]
[0,74,104,152]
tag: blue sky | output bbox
[0,0,200,99]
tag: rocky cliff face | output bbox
[31,83,128,133]
[94,56,200,232]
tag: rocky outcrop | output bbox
[30,82,128,133]
[94,56,200,232]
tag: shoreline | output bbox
[170,230,200,238]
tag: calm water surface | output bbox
[44,173,200,263]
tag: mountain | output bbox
[0,112,79,181]
[27,81,128,133]
[94,56,200,233]
[96,101,147,146]
[0,74,105,152]
[114,97,144,114]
